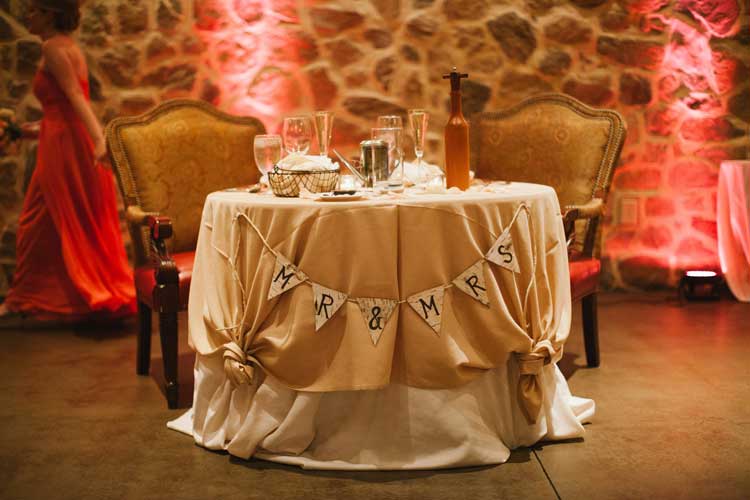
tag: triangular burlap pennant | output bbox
[485,228,520,273]
[312,283,348,331]
[267,255,307,300]
[407,286,445,335]
[453,260,490,306]
[356,298,398,346]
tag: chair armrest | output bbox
[562,198,604,250]
[126,206,160,226]
[127,206,180,312]
[564,198,604,221]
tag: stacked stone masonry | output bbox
[0,0,748,293]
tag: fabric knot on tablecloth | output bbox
[515,340,558,425]
[222,341,260,386]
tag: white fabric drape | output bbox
[169,183,595,469]
[718,161,750,302]
[169,353,593,470]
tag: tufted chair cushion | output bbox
[109,100,265,264]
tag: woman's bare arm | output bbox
[43,42,106,161]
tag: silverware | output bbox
[333,149,367,184]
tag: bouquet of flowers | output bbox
[0,108,22,155]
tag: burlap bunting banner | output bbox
[263,204,528,338]
[267,255,307,299]
[356,298,398,345]
[407,286,445,335]
[312,283,348,331]
[453,260,490,306]
[485,228,520,273]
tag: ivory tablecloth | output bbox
[169,182,594,469]
[718,161,750,302]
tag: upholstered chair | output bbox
[470,93,626,367]
[106,100,265,408]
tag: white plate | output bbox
[315,192,365,202]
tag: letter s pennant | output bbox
[486,228,520,273]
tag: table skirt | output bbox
[168,352,593,470]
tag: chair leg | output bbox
[136,301,152,375]
[582,293,600,368]
[159,311,179,409]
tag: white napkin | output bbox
[278,153,338,171]
[396,161,444,184]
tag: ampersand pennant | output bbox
[486,228,520,273]
[407,286,445,335]
[453,260,490,306]
[267,255,307,300]
[356,298,398,346]
[312,283,348,331]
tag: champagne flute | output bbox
[253,134,282,178]
[282,115,312,155]
[408,109,429,184]
[313,111,334,157]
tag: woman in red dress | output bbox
[0,0,135,324]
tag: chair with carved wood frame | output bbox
[470,93,626,367]
[106,99,265,408]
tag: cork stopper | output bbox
[442,66,469,91]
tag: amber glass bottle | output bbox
[443,68,470,190]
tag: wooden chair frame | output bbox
[106,99,265,408]
[471,93,626,367]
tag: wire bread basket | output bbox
[267,167,340,197]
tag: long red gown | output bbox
[4,70,136,318]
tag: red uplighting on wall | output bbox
[195,0,314,133]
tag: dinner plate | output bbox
[315,192,365,202]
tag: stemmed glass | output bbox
[408,109,429,184]
[282,116,313,155]
[314,111,334,157]
[253,134,282,178]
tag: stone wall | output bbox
[0,0,748,295]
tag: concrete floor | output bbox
[0,292,748,500]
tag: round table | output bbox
[718,161,750,302]
[169,182,594,470]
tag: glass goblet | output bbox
[377,115,403,129]
[282,115,313,155]
[253,134,282,178]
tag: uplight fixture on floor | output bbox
[678,270,723,302]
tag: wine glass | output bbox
[282,116,312,155]
[371,127,403,189]
[377,115,403,129]
[408,109,429,184]
[313,111,334,157]
[253,134,282,178]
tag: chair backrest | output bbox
[106,99,265,265]
[470,93,625,255]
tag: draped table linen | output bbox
[718,161,750,302]
[169,182,594,469]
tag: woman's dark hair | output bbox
[35,0,81,33]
